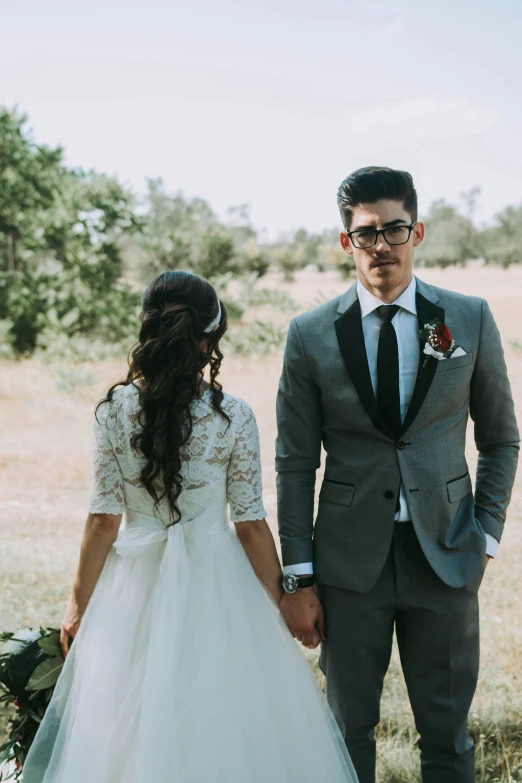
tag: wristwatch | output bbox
[282,573,315,594]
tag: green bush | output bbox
[480,205,522,268]
[0,259,140,356]
[131,180,269,284]
[0,108,140,356]
[224,321,288,356]
[416,200,477,268]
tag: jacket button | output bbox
[396,440,405,450]
[384,490,394,499]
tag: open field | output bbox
[1,266,521,781]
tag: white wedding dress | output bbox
[23,385,358,783]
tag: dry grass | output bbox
[1,265,521,781]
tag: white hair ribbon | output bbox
[203,301,222,333]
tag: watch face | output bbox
[283,574,299,594]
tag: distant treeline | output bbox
[1,107,521,357]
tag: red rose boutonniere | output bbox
[420,318,462,368]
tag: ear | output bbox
[413,221,425,247]
[340,231,354,255]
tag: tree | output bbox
[293,228,321,268]
[0,108,63,271]
[226,204,270,277]
[416,200,478,268]
[136,178,212,275]
[480,204,522,267]
[0,106,140,354]
[271,243,305,281]
[135,181,272,281]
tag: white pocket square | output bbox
[449,346,467,359]
[440,346,467,361]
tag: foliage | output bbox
[233,274,299,314]
[265,226,354,281]
[320,244,355,279]
[225,321,289,356]
[131,180,269,283]
[415,188,522,270]
[0,108,141,355]
[225,204,270,277]
[208,272,298,356]
[0,109,62,274]
[0,628,63,780]
[0,107,298,361]
[480,205,522,268]
[416,199,478,268]
[1,261,141,356]
[2,105,522,363]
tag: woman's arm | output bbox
[235,519,283,605]
[60,512,122,658]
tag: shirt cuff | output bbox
[283,562,314,576]
[485,533,499,558]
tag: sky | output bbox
[2,0,521,238]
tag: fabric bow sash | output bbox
[112,511,190,779]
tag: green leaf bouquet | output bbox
[0,628,64,780]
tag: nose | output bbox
[374,233,391,252]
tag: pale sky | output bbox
[2,0,521,237]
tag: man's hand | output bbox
[279,587,326,649]
[485,555,492,569]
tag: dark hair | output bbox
[96,270,229,525]
[337,166,418,230]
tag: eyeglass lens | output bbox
[351,225,412,248]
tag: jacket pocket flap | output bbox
[319,480,355,507]
[436,352,474,372]
[447,473,473,503]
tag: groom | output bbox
[276,167,519,783]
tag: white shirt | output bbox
[285,275,498,577]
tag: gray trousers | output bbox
[317,522,483,783]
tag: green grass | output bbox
[304,646,522,783]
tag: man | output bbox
[276,166,519,783]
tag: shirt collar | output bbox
[356,275,417,318]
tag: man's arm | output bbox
[470,300,520,548]
[276,318,322,568]
[276,318,325,647]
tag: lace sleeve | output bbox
[88,402,125,515]
[227,401,267,523]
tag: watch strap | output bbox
[296,576,315,589]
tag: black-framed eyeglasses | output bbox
[346,222,418,249]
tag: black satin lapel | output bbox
[335,300,394,440]
[400,291,445,435]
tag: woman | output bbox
[23,271,358,782]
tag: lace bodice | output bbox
[88,385,267,524]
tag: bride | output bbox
[22,270,358,783]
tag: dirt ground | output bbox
[1,264,521,780]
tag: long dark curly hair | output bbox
[96,270,229,525]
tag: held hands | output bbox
[279,587,326,649]
[60,593,84,659]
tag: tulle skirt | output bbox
[22,509,358,782]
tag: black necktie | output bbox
[376,304,401,440]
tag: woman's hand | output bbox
[60,594,84,659]
[59,512,122,659]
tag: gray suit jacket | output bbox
[275,277,520,593]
